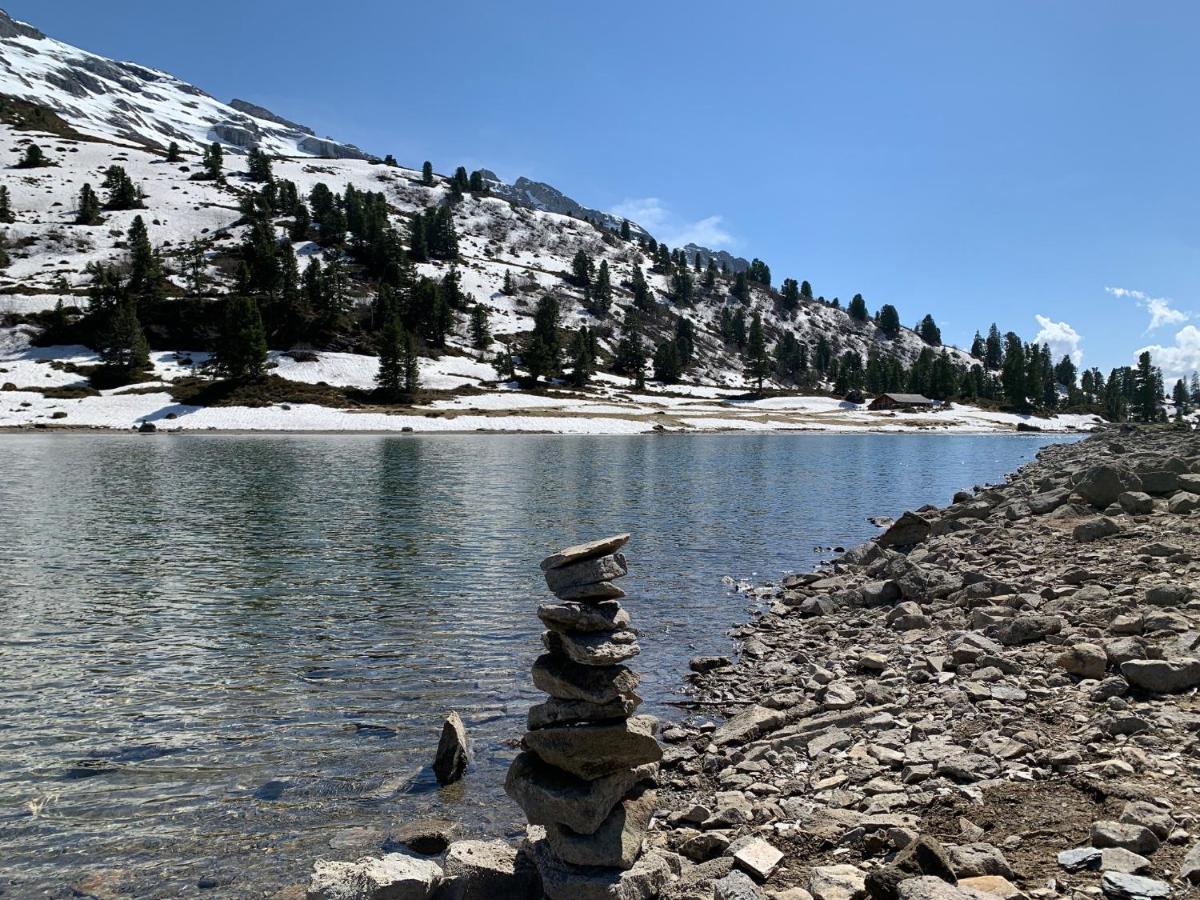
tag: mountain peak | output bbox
[0,8,44,41]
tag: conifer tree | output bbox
[800,280,813,302]
[0,230,9,269]
[422,161,434,186]
[591,260,612,316]
[569,326,594,387]
[290,203,311,242]
[502,270,516,295]
[675,316,695,369]
[165,141,182,163]
[1133,350,1162,422]
[848,293,869,322]
[970,331,986,359]
[984,324,1004,369]
[571,249,593,287]
[620,219,632,240]
[1172,378,1190,420]
[202,142,224,180]
[16,144,47,168]
[614,317,646,386]
[877,304,901,339]
[781,278,800,311]
[101,294,150,376]
[468,170,486,192]
[631,264,651,310]
[0,185,13,223]
[744,310,771,393]
[703,258,717,289]
[917,314,942,346]
[377,316,419,397]
[470,303,492,350]
[75,183,103,225]
[672,266,693,305]
[732,308,747,350]
[453,167,470,193]
[732,270,749,303]
[247,147,274,183]
[102,166,143,210]
[408,212,428,261]
[1001,333,1027,409]
[126,216,165,303]
[653,339,681,384]
[215,296,268,380]
[524,295,561,382]
[748,258,771,286]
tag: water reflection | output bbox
[0,432,1076,895]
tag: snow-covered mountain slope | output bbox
[0,7,1019,434]
[0,9,368,158]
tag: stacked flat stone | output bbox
[505,533,663,898]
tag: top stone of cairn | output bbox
[540,533,631,572]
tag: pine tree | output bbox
[215,296,268,380]
[502,270,516,295]
[917,314,942,346]
[781,278,800,311]
[0,185,13,223]
[732,308,747,350]
[732,271,749,303]
[16,144,47,168]
[75,183,103,225]
[571,249,593,287]
[672,266,693,305]
[524,295,561,382]
[653,339,681,384]
[290,203,311,242]
[1133,351,1161,423]
[614,317,647,386]
[970,331,985,359]
[102,166,143,210]
[703,258,717,289]
[422,161,434,186]
[1172,378,1190,420]
[408,212,428,261]
[569,326,594,387]
[1105,368,1129,422]
[126,216,165,303]
[800,280,813,302]
[848,293,869,322]
[468,170,486,192]
[877,304,901,339]
[453,167,470,193]
[377,316,419,398]
[1001,333,1027,409]
[202,142,224,180]
[165,141,182,163]
[748,258,771,286]
[1190,372,1200,405]
[744,311,771,393]
[0,230,9,269]
[984,324,1004,369]
[620,219,632,240]
[591,260,612,316]
[101,294,150,376]
[631,264,651,310]
[247,147,274,183]
[675,316,695,368]
[470,303,492,350]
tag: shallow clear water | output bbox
[0,432,1077,897]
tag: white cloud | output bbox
[1138,324,1200,382]
[610,197,735,250]
[1034,314,1084,365]
[1106,286,1190,332]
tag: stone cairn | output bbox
[505,533,664,899]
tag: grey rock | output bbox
[1056,642,1108,680]
[732,838,783,881]
[433,712,472,786]
[546,789,655,869]
[541,534,631,571]
[714,870,763,900]
[1181,839,1200,884]
[1118,491,1154,514]
[809,864,867,900]
[1074,517,1122,542]
[441,840,538,900]
[1169,491,1200,514]
[538,600,631,633]
[1119,801,1173,840]
[876,512,932,550]
[504,751,656,834]
[1075,465,1142,508]
[531,654,640,705]
[945,843,1013,878]
[544,553,628,594]
[988,615,1063,646]
[894,877,975,900]
[1057,846,1102,871]
[529,839,672,900]
[307,854,443,900]
[522,715,661,780]
[1121,658,1200,693]
[528,696,642,730]
[1090,820,1160,855]
[543,629,641,667]
[1100,872,1171,899]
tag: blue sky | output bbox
[10,0,1200,378]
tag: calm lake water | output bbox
[0,432,1078,897]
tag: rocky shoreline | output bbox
[295,425,1200,900]
[650,424,1200,900]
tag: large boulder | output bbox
[1073,517,1121,543]
[876,512,931,550]
[1074,465,1142,508]
[522,716,661,780]
[505,752,658,834]
[1169,492,1200,514]
[307,854,443,900]
[1121,658,1200,693]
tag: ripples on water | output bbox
[0,432,1077,895]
